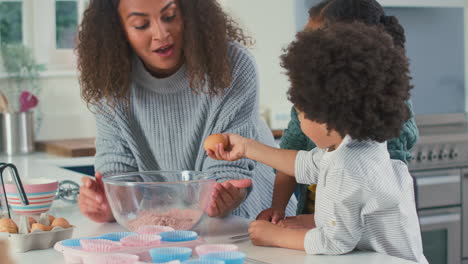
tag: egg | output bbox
[51,218,71,229]
[204,134,229,152]
[28,217,37,226]
[48,215,55,224]
[0,218,18,234]
[31,223,52,232]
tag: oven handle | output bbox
[419,212,460,226]
[415,175,460,186]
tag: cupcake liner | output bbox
[99,232,137,242]
[159,231,198,242]
[201,252,246,264]
[183,260,225,264]
[80,239,122,252]
[83,253,139,264]
[149,247,192,263]
[61,237,101,247]
[61,239,82,247]
[120,234,162,247]
[195,244,238,256]
[135,225,175,235]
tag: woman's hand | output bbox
[278,214,316,229]
[256,208,286,224]
[206,133,248,161]
[78,172,115,223]
[206,179,252,217]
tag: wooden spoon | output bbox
[0,92,10,113]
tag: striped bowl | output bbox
[4,178,58,215]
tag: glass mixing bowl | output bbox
[103,171,216,232]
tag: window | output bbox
[0,0,89,74]
[0,0,23,44]
[55,0,78,49]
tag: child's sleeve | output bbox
[303,169,364,255]
[294,149,323,184]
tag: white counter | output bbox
[0,153,413,264]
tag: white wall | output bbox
[0,75,96,141]
[34,75,96,140]
[219,0,297,129]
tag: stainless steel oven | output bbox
[419,208,461,264]
[408,114,468,264]
[413,169,462,264]
[462,169,468,262]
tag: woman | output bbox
[76,0,296,223]
[257,0,419,227]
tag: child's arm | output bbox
[257,171,297,223]
[207,133,298,176]
[252,169,364,254]
[271,171,297,210]
[249,220,308,250]
[302,168,363,255]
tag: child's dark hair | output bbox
[309,0,406,49]
[282,22,412,142]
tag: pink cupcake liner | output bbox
[83,253,139,264]
[135,225,175,235]
[120,234,162,247]
[195,244,239,256]
[80,239,122,253]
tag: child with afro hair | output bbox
[206,22,427,263]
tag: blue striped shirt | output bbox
[295,135,427,263]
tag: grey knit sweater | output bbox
[94,42,297,219]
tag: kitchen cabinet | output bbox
[377,0,465,7]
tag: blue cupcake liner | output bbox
[99,232,137,241]
[160,230,198,242]
[149,247,192,263]
[61,237,101,247]
[184,260,225,264]
[61,239,81,247]
[201,252,246,264]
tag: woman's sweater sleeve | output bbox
[94,104,138,176]
[200,43,268,180]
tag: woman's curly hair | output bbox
[77,0,251,107]
[282,22,412,142]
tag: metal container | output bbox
[0,112,35,155]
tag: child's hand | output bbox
[78,172,115,223]
[256,208,285,224]
[249,220,285,247]
[278,214,316,229]
[206,133,248,161]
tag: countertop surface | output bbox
[0,153,413,264]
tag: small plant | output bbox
[0,43,46,112]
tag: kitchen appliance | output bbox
[408,113,468,264]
